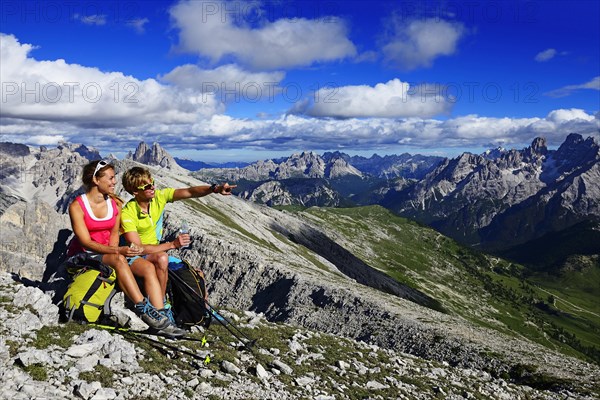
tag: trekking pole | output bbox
[94,324,211,366]
[205,300,257,351]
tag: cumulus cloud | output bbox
[0,33,223,129]
[297,79,453,118]
[382,18,465,70]
[545,76,600,98]
[161,64,285,101]
[169,0,356,70]
[535,48,557,62]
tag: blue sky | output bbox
[1,0,598,162]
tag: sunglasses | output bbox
[136,179,155,191]
[93,160,110,177]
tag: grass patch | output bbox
[32,323,87,349]
[6,340,20,357]
[23,364,48,381]
[79,365,115,387]
[272,205,308,212]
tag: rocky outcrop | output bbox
[127,141,180,170]
[0,200,71,281]
[58,142,102,160]
[0,142,91,211]
[0,142,30,157]
[273,151,328,179]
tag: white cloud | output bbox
[298,79,453,118]
[161,64,285,101]
[126,18,150,34]
[382,18,465,70]
[2,103,598,155]
[76,14,107,26]
[545,76,600,98]
[1,35,597,156]
[0,33,223,129]
[169,0,356,70]
[547,108,596,123]
[173,110,599,152]
[535,48,557,62]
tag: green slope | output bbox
[295,205,600,364]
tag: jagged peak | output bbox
[129,141,179,169]
[553,133,600,166]
[293,150,320,160]
[530,137,548,155]
[563,133,584,145]
[556,133,598,153]
[55,142,102,160]
[0,142,30,156]
[481,146,506,160]
[455,152,482,164]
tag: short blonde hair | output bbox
[122,167,152,194]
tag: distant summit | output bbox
[126,141,179,169]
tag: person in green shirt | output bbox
[120,166,235,324]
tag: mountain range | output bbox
[189,133,600,266]
[0,138,599,398]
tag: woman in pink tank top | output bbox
[68,160,182,334]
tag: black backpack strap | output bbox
[65,253,114,277]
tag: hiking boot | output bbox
[157,323,186,338]
[134,299,170,330]
[159,307,176,326]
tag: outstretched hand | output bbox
[217,182,237,195]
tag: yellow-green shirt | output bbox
[121,188,175,245]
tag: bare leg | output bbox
[130,257,163,309]
[145,252,169,299]
[102,253,144,304]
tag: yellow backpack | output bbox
[63,255,117,323]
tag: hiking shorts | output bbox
[127,255,148,266]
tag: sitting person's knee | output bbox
[157,253,169,269]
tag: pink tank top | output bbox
[68,194,118,255]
